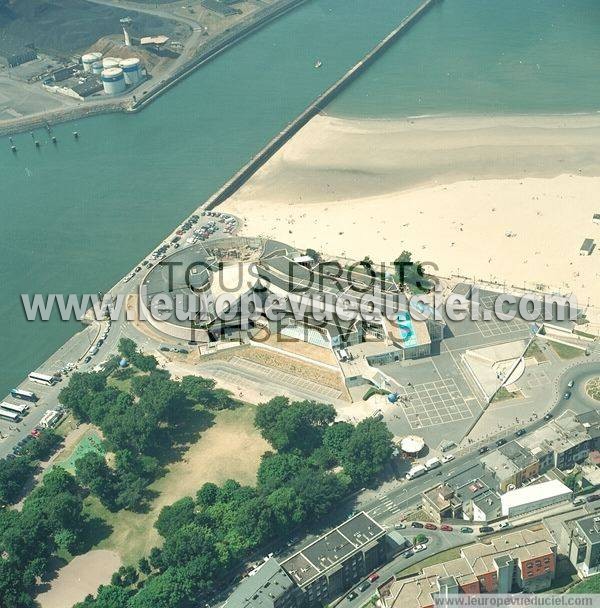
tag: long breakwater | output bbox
[204,0,439,210]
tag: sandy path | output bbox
[37,550,121,608]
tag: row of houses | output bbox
[379,528,557,608]
[421,410,600,524]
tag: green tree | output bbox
[254,397,335,453]
[155,497,196,539]
[75,451,117,508]
[196,482,219,508]
[323,421,355,461]
[74,584,133,608]
[0,457,34,505]
[339,418,394,485]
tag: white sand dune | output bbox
[223,113,600,313]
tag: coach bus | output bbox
[28,372,58,386]
[10,388,38,402]
[0,409,21,423]
[1,402,28,416]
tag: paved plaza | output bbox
[398,378,473,430]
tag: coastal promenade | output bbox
[203,0,440,210]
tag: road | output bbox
[334,527,474,608]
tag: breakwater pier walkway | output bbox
[205,0,440,210]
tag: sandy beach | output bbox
[222,113,600,311]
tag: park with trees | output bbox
[0,338,396,608]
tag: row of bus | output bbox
[0,373,58,423]
[0,401,30,422]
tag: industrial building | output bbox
[101,67,126,95]
[0,34,37,68]
[43,49,145,100]
[224,558,305,608]
[500,479,572,518]
[280,512,388,607]
[379,528,557,607]
[82,52,103,72]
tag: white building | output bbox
[501,479,572,517]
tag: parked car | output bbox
[564,391,572,400]
[442,453,455,463]
[479,446,489,454]
[479,526,494,533]
[544,413,553,421]
[411,521,424,528]
[496,438,506,447]
[440,524,453,531]
[403,549,414,558]
[587,494,600,503]
[424,523,437,530]
[498,521,511,529]
[515,429,526,437]
[568,380,575,388]
[358,581,370,592]
[394,522,406,530]
[84,356,92,364]
[413,544,427,552]
[368,573,380,583]
[460,526,473,533]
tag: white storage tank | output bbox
[102,57,121,69]
[82,52,102,72]
[120,57,141,85]
[91,61,103,75]
[101,67,126,95]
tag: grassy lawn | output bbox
[567,571,600,593]
[397,547,462,577]
[107,375,134,393]
[586,378,600,402]
[550,342,584,360]
[82,404,269,565]
[524,341,548,363]
[491,387,517,403]
[539,556,579,594]
[53,431,104,475]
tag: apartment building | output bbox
[379,528,557,608]
[281,512,388,607]
[564,514,600,578]
[482,442,540,492]
[224,558,306,608]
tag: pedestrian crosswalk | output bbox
[369,497,405,518]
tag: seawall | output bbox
[203,0,439,210]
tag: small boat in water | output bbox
[314,59,323,69]
[73,131,79,139]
